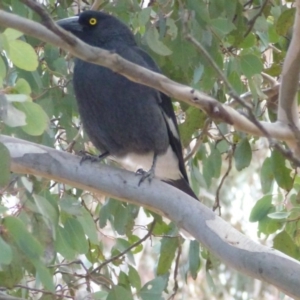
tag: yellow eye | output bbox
[89,18,97,26]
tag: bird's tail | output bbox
[164,178,199,200]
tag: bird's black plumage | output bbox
[57,11,198,200]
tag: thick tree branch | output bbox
[0,9,297,143]
[1,134,300,298]
[277,0,300,154]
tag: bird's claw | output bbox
[79,151,100,165]
[136,168,155,186]
[79,150,109,165]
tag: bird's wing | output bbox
[133,47,189,182]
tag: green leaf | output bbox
[15,78,32,95]
[128,265,141,291]
[0,33,9,52]
[3,28,23,41]
[228,71,244,95]
[91,291,109,300]
[0,142,11,188]
[8,40,38,71]
[15,101,49,136]
[0,56,7,80]
[157,237,178,275]
[77,208,99,244]
[166,18,178,40]
[0,256,23,288]
[139,276,168,300]
[64,217,88,254]
[59,195,82,215]
[273,231,299,259]
[276,8,296,36]
[33,194,59,226]
[113,238,135,264]
[234,138,252,171]
[271,149,293,190]
[6,94,28,102]
[4,216,43,259]
[239,54,263,78]
[0,236,12,265]
[189,240,200,280]
[138,7,151,26]
[249,195,272,222]
[114,203,130,235]
[239,33,256,48]
[258,215,282,235]
[179,107,206,148]
[145,26,172,56]
[107,286,133,300]
[33,260,55,292]
[267,211,290,220]
[210,18,236,36]
[260,157,274,193]
[0,96,27,127]
[99,198,119,228]
[55,226,77,260]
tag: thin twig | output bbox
[91,221,156,274]
[13,285,73,299]
[182,10,300,167]
[65,123,83,152]
[244,0,270,38]
[20,0,76,45]
[184,119,211,161]
[168,242,182,300]
[213,145,234,214]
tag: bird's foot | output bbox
[136,153,158,186]
[136,168,155,186]
[79,150,109,165]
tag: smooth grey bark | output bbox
[1,134,300,299]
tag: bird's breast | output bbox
[114,146,181,181]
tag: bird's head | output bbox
[57,11,136,47]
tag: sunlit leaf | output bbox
[3,28,23,41]
[15,78,32,95]
[8,40,38,71]
[145,26,172,56]
[15,101,49,135]
[268,211,290,220]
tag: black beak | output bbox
[56,16,82,33]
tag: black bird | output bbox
[57,11,198,200]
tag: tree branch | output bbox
[277,0,300,155]
[1,134,300,298]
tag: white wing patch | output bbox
[114,146,181,180]
[163,112,179,139]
